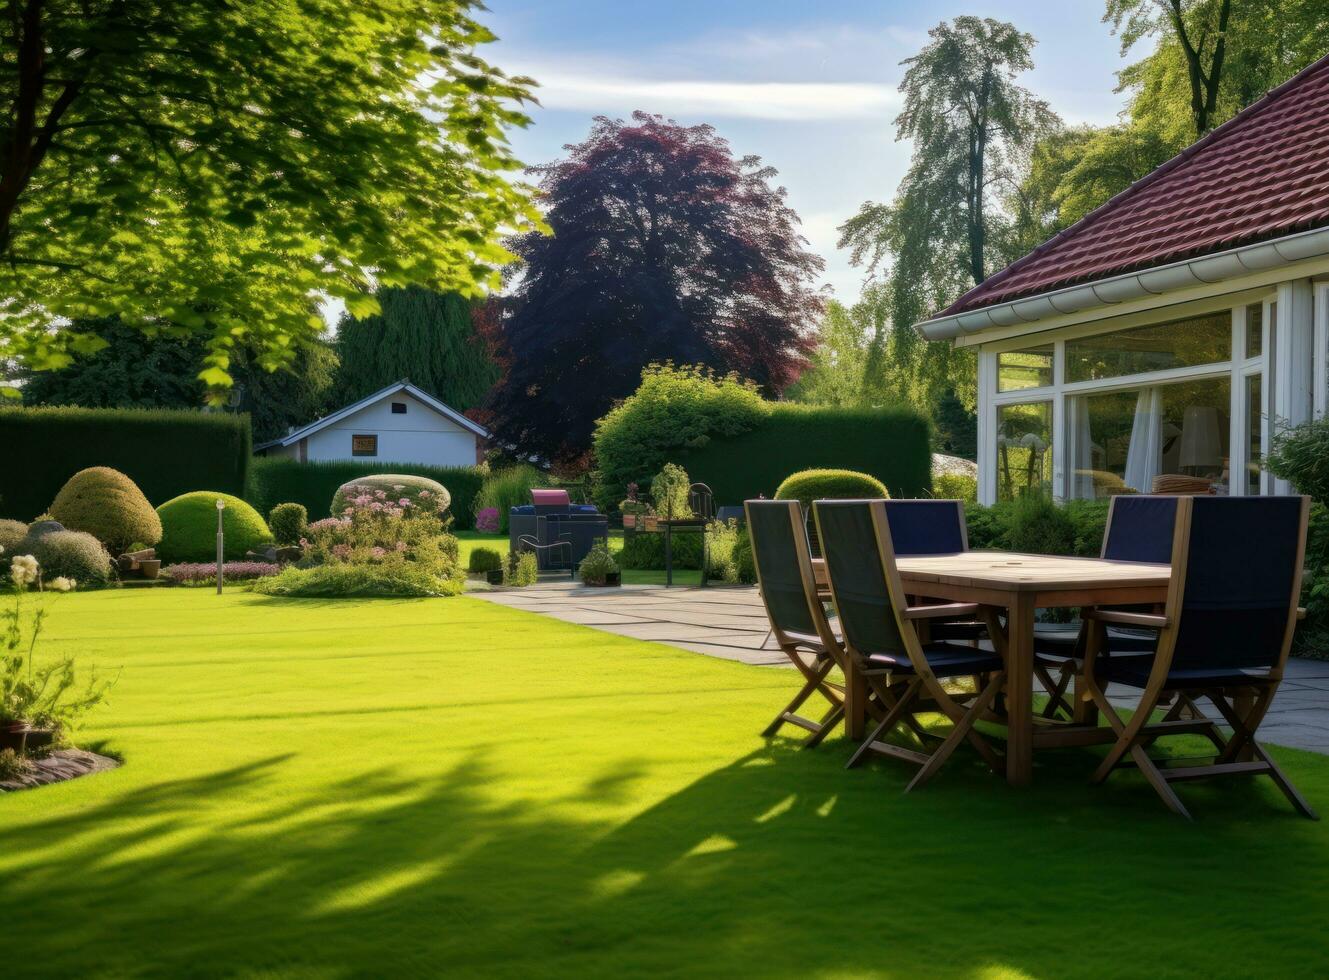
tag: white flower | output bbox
[10,554,39,588]
[49,576,76,593]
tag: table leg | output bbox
[844,666,867,740]
[1005,594,1035,786]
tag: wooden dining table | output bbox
[812,551,1171,786]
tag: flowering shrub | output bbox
[475,507,500,533]
[279,482,463,598]
[164,562,280,586]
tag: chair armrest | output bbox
[903,602,980,621]
[1082,609,1169,629]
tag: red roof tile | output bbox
[939,53,1329,318]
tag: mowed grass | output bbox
[5,590,1329,978]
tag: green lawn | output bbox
[5,590,1329,978]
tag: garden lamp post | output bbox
[216,498,226,595]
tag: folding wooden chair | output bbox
[1034,495,1176,720]
[881,499,987,645]
[813,499,1007,791]
[745,500,847,747]
[1082,495,1316,820]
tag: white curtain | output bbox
[1067,396,1095,499]
[1124,387,1163,493]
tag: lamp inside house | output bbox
[1179,405,1222,475]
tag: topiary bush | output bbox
[467,546,504,574]
[473,466,548,534]
[0,519,26,555]
[933,472,978,503]
[650,463,693,519]
[331,474,451,518]
[268,503,308,546]
[505,550,539,587]
[22,529,113,586]
[774,469,889,508]
[156,492,273,563]
[47,466,162,555]
[616,530,703,570]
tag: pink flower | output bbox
[398,498,410,507]
[370,547,386,559]
[394,541,407,552]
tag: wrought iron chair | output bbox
[1082,495,1315,819]
[814,499,1007,790]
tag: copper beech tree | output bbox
[488,112,824,463]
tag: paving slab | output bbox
[470,579,1329,754]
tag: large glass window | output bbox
[1066,378,1231,498]
[998,345,1054,392]
[1065,312,1231,382]
[996,401,1052,500]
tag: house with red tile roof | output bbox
[915,52,1329,505]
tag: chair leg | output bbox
[1251,741,1319,820]
[1035,660,1075,720]
[905,671,1005,792]
[847,679,922,769]
[1089,681,1162,784]
[1129,744,1192,820]
[762,651,841,742]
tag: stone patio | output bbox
[473,579,1329,755]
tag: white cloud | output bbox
[527,70,900,121]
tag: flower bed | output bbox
[163,562,280,586]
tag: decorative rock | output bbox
[0,749,120,792]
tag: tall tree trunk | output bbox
[968,68,992,285]
[1168,0,1232,137]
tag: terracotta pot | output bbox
[622,514,636,529]
[138,559,161,580]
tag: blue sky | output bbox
[483,1,1136,301]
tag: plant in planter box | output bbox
[579,543,619,586]
[650,464,693,521]
[1,549,112,758]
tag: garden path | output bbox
[473,580,1329,755]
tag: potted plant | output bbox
[579,543,620,587]
[620,483,644,529]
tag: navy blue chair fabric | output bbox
[1103,495,1179,564]
[745,501,819,639]
[814,500,996,678]
[882,500,966,556]
[1170,496,1303,675]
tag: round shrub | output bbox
[23,529,113,586]
[773,468,889,508]
[467,546,504,574]
[268,502,308,545]
[331,475,451,517]
[48,466,162,555]
[156,492,273,563]
[0,519,27,555]
[1004,493,1076,556]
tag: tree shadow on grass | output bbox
[4,739,1329,978]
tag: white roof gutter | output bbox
[914,226,1329,342]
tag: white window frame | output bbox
[978,294,1279,504]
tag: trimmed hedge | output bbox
[674,405,930,505]
[48,467,162,554]
[156,491,273,563]
[248,458,486,527]
[0,406,250,520]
